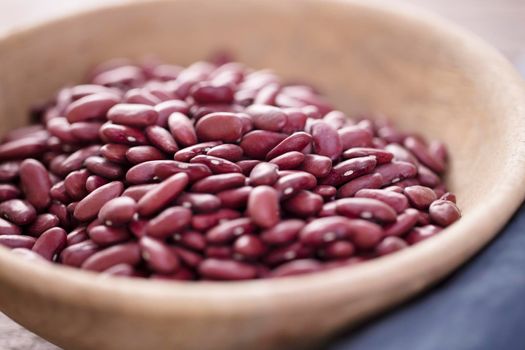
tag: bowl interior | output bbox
[0,1,524,350]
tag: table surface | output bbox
[0,1,524,349]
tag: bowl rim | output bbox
[1,0,525,318]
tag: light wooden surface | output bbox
[0,1,523,349]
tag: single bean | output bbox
[355,189,409,213]
[129,218,147,238]
[48,202,70,228]
[318,202,337,217]
[140,236,180,274]
[249,162,279,186]
[282,108,307,133]
[429,200,461,226]
[191,209,241,231]
[342,147,394,164]
[270,259,322,278]
[253,83,280,105]
[99,122,147,145]
[124,88,161,105]
[0,235,36,249]
[323,110,348,130]
[190,154,242,174]
[240,130,287,159]
[375,236,408,256]
[88,225,129,246]
[264,242,314,266]
[418,165,441,188]
[198,258,257,280]
[154,99,189,127]
[145,125,179,154]
[172,246,203,268]
[322,241,355,259]
[191,173,246,193]
[336,198,397,223]
[107,103,158,127]
[168,112,197,147]
[195,112,244,142]
[64,169,89,200]
[384,208,420,236]
[321,156,377,186]
[70,121,103,142]
[216,186,252,209]
[85,175,109,192]
[233,235,267,259]
[374,161,417,185]
[81,243,141,271]
[174,141,221,162]
[154,161,212,182]
[0,184,20,201]
[65,92,120,123]
[404,136,445,173]
[274,172,317,198]
[283,191,323,217]
[206,217,256,244]
[121,184,157,201]
[404,185,437,209]
[269,151,305,170]
[73,181,124,221]
[300,154,332,178]
[100,143,129,164]
[245,105,287,131]
[0,137,47,161]
[247,186,280,228]
[440,192,457,203]
[98,197,137,226]
[300,216,352,246]
[125,145,165,164]
[206,144,243,162]
[173,231,206,251]
[406,225,443,244]
[0,199,37,225]
[0,161,20,181]
[27,214,60,237]
[237,160,261,175]
[46,118,76,143]
[385,144,418,165]
[67,227,89,246]
[260,219,305,245]
[32,227,67,260]
[57,145,100,176]
[19,159,52,210]
[338,125,373,149]
[176,192,221,213]
[138,173,189,216]
[313,185,337,198]
[311,121,342,160]
[146,207,192,239]
[126,160,174,184]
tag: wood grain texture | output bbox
[0,1,523,349]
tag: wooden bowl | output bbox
[0,1,524,349]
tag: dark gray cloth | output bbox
[331,203,525,350]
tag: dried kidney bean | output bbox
[0,57,460,281]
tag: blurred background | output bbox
[0,0,523,349]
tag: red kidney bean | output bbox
[0,200,36,226]
[247,186,280,228]
[299,155,331,179]
[67,227,89,246]
[70,121,103,143]
[355,189,409,213]
[124,88,161,105]
[124,145,164,164]
[121,184,157,201]
[300,216,352,246]
[190,82,234,104]
[383,208,419,237]
[190,154,241,174]
[433,184,447,198]
[0,137,47,161]
[429,140,448,164]
[376,236,408,256]
[126,160,173,184]
[69,84,119,100]
[270,259,322,278]
[375,161,417,185]
[338,125,373,149]
[129,218,147,238]
[266,132,312,160]
[284,191,323,217]
[173,231,206,251]
[404,185,437,209]
[0,161,20,181]
[3,125,45,142]
[56,145,100,176]
[146,206,192,239]
[0,235,36,249]
[206,245,233,259]
[81,242,141,271]
[240,130,287,159]
[217,186,252,209]
[310,121,342,160]
[384,144,418,165]
[154,100,189,127]
[274,172,317,198]
[100,144,129,164]
[313,185,337,199]
[32,227,67,260]
[198,258,257,280]
[321,156,377,186]
[107,103,158,127]
[282,108,307,133]
[191,103,243,119]
[66,92,120,123]
[27,214,60,237]
[342,147,393,165]
[154,161,212,182]
[98,197,137,226]
[440,192,456,203]
[173,141,221,162]
[206,218,256,244]
[323,110,348,130]
[235,160,259,175]
[145,125,179,154]
[260,219,305,245]
[191,209,241,231]
[195,112,244,142]
[264,242,314,266]
[322,241,355,259]
[64,169,89,200]
[46,118,76,143]
[60,240,100,267]
[167,112,197,147]
[404,136,445,173]
[101,263,136,277]
[206,144,243,162]
[176,192,221,213]
[406,225,443,244]
[237,113,255,134]
[99,122,147,146]
[19,159,52,210]
[245,105,287,131]
[319,202,338,217]
[140,236,180,274]
[73,181,124,221]
[429,200,461,226]
[337,173,385,198]
[418,164,440,188]
[254,82,280,105]
[249,162,279,186]
[396,178,421,189]
[0,184,20,202]
[191,173,246,193]
[336,198,397,223]
[48,202,70,227]
[92,64,144,86]
[348,220,384,250]
[85,175,109,192]
[172,246,203,268]
[269,151,305,170]
[88,225,129,246]
[233,235,267,259]
[138,173,188,216]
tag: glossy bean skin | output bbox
[125,146,165,164]
[190,154,242,174]
[107,103,158,127]
[154,161,212,182]
[100,143,129,164]
[168,112,198,147]
[384,208,420,236]
[0,199,37,225]
[376,236,408,256]
[88,225,130,246]
[404,136,445,173]
[191,173,246,193]
[249,162,279,186]
[240,130,287,159]
[375,161,417,185]
[269,151,305,170]
[19,159,52,210]
[176,192,221,213]
[217,186,252,209]
[274,172,317,198]
[81,243,141,271]
[260,219,305,245]
[73,182,124,221]
[99,123,147,146]
[125,160,175,184]
[234,235,267,259]
[64,169,89,200]
[145,125,179,154]
[404,185,437,209]
[65,92,120,123]
[300,154,332,178]
[27,214,60,237]
[245,105,287,132]
[206,218,256,244]
[206,144,243,162]
[146,207,192,239]
[406,225,443,244]
[248,186,280,228]
[195,113,244,142]
[191,209,241,231]
[343,147,393,164]
[0,138,47,161]
[311,121,342,160]
[198,259,257,280]
[270,259,322,278]
[283,191,323,217]
[138,173,189,216]
[98,197,137,226]
[355,189,409,213]
[60,240,100,267]
[0,235,36,249]
[140,236,180,274]
[321,156,377,186]
[429,200,461,226]
[336,198,397,223]
[32,227,67,260]
[174,141,221,162]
